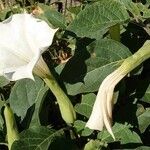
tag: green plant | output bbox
[0,0,150,149]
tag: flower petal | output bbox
[0,13,57,81]
[1,47,41,80]
[85,92,104,130]
[21,14,58,53]
[86,68,126,140]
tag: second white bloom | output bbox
[86,67,126,140]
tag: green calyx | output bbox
[119,40,150,75]
[43,75,76,124]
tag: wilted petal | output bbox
[86,68,126,140]
[86,91,105,130]
[0,13,57,81]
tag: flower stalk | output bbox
[86,40,150,140]
[33,57,76,124]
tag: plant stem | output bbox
[4,105,19,150]
[43,74,76,124]
[34,57,76,124]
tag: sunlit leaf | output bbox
[38,3,67,29]
[11,126,63,150]
[74,93,96,118]
[84,139,106,150]
[62,39,131,95]
[97,123,142,144]
[138,108,150,133]
[0,76,9,87]
[74,120,93,137]
[68,0,129,38]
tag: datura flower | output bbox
[0,13,57,81]
[86,67,126,140]
[86,40,150,140]
[0,13,76,124]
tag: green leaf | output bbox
[0,8,11,21]
[97,123,142,144]
[38,3,67,29]
[117,0,141,18]
[62,39,131,95]
[118,0,150,19]
[136,83,150,104]
[29,86,49,127]
[9,76,49,123]
[84,140,106,150]
[74,120,93,137]
[138,108,150,133]
[142,85,150,103]
[68,0,129,39]
[11,126,64,150]
[0,76,9,87]
[74,93,96,118]
[136,3,150,18]
[135,146,150,150]
[68,6,82,16]
[146,0,150,5]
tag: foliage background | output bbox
[0,0,150,149]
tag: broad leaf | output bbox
[117,0,141,18]
[61,39,131,95]
[0,8,11,21]
[138,108,150,133]
[0,76,9,87]
[136,3,150,18]
[11,126,64,150]
[135,146,150,150]
[118,0,150,19]
[140,84,150,104]
[29,85,49,127]
[84,140,106,150]
[68,0,129,39]
[9,76,49,122]
[97,123,142,144]
[38,3,66,29]
[74,93,96,118]
[67,6,82,16]
[74,120,93,137]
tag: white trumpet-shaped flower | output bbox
[0,13,76,124]
[0,13,57,81]
[86,40,150,139]
[86,67,126,140]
